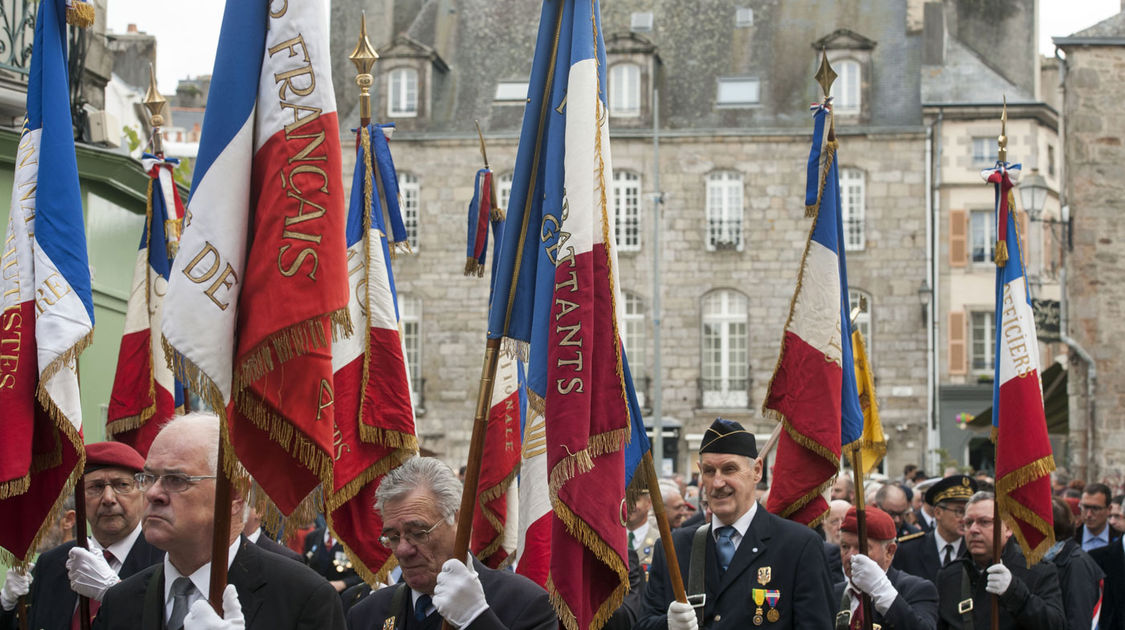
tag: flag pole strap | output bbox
[74,480,91,630]
[208,436,233,616]
[849,445,874,630]
[644,451,687,603]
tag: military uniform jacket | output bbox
[935,540,1065,630]
[92,538,345,630]
[1090,540,1125,630]
[1048,539,1104,630]
[832,567,938,630]
[344,557,556,630]
[0,535,163,630]
[637,507,835,630]
[305,526,363,590]
[892,530,965,583]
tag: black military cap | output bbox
[699,418,757,458]
[925,474,978,506]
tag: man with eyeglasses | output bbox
[1074,482,1114,552]
[346,456,555,630]
[92,413,345,629]
[893,475,978,584]
[0,441,163,630]
[935,491,1064,629]
[876,484,921,539]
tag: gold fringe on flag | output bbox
[330,530,399,587]
[65,0,94,28]
[0,474,30,500]
[356,425,419,452]
[996,454,1057,565]
[163,335,228,421]
[464,258,485,277]
[805,140,838,218]
[474,463,521,564]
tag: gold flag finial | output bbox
[350,12,379,125]
[143,64,167,154]
[474,120,489,169]
[815,49,837,100]
[998,95,1008,164]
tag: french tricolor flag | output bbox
[107,154,185,456]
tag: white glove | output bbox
[432,557,488,629]
[849,554,898,614]
[1,565,33,611]
[184,584,245,630]
[985,563,1012,596]
[66,547,119,600]
[667,601,698,630]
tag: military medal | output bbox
[382,618,395,630]
[757,566,771,585]
[765,590,780,623]
[752,589,766,625]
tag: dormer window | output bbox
[605,33,659,127]
[831,59,861,115]
[609,63,641,117]
[812,29,876,122]
[388,67,418,117]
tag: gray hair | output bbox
[157,412,221,474]
[967,490,995,507]
[375,457,462,524]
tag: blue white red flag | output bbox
[464,168,495,277]
[107,154,185,456]
[764,103,863,527]
[162,0,350,520]
[486,1,635,627]
[0,0,92,566]
[985,160,1055,563]
[327,123,416,584]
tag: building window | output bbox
[1047,145,1056,178]
[702,290,749,408]
[623,291,646,408]
[388,67,418,117]
[498,172,513,214]
[706,171,743,251]
[839,168,865,251]
[400,295,423,409]
[972,137,998,165]
[613,170,641,251]
[630,11,653,32]
[494,81,528,102]
[717,78,760,106]
[848,288,872,348]
[735,7,754,27]
[399,173,420,250]
[970,311,994,372]
[609,63,641,117]
[970,209,995,264]
[831,59,861,115]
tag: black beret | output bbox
[699,418,757,458]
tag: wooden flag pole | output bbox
[73,481,91,630]
[643,451,688,603]
[850,446,874,630]
[207,438,232,615]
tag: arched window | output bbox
[609,63,641,117]
[613,170,641,252]
[701,290,749,408]
[840,168,865,251]
[388,67,418,117]
[398,173,420,250]
[706,171,743,251]
[832,59,861,115]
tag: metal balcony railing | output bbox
[0,0,37,75]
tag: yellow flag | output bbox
[850,328,886,474]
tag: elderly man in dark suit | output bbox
[637,418,835,630]
[92,413,345,630]
[0,441,163,630]
[834,506,938,630]
[347,456,555,630]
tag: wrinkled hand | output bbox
[849,554,898,614]
[0,565,33,612]
[184,584,245,630]
[432,557,488,629]
[66,547,119,600]
[985,563,1012,596]
[667,601,698,630]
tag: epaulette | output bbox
[897,531,925,543]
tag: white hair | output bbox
[375,457,462,524]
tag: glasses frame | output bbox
[135,472,218,493]
[84,478,140,498]
[379,520,444,550]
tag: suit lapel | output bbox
[227,540,266,627]
[716,508,771,597]
[141,564,165,630]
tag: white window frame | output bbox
[399,295,423,409]
[706,171,743,251]
[716,77,760,106]
[494,81,528,102]
[735,7,754,27]
[388,67,418,118]
[613,170,641,252]
[848,288,873,350]
[609,63,641,117]
[701,290,749,408]
[623,292,646,408]
[970,310,995,373]
[831,59,861,115]
[630,11,653,32]
[498,172,513,215]
[399,173,420,250]
[970,209,996,264]
[840,167,865,251]
[972,137,998,166]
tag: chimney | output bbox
[922,2,945,65]
[127,23,137,33]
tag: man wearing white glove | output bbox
[834,506,938,630]
[0,441,162,630]
[90,413,345,630]
[0,565,33,615]
[346,457,556,630]
[935,491,1065,629]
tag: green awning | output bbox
[968,361,1067,434]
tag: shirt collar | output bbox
[246,528,262,544]
[712,500,757,538]
[163,537,241,606]
[934,528,962,555]
[631,521,651,548]
[92,521,143,565]
[1084,526,1109,544]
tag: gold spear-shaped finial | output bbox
[815,48,837,101]
[143,64,167,155]
[350,12,379,126]
[998,95,1008,164]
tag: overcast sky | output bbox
[106,0,1122,95]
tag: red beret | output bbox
[85,442,145,473]
[840,506,897,541]
[1064,496,1081,516]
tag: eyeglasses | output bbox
[963,518,994,528]
[134,472,217,493]
[936,504,966,517]
[84,478,139,498]
[379,520,443,549]
[1080,504,1107,513]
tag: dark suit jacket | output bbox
[935,539,1065,630]
[825,542,845,585]
[305,527,363,590]
[914,508,935,533]
[1048,539,1104,630]
[637,506,835,630]
[0,534,163,630]
[832,567,938,630]
[892,530,965,583]
[1073,524,1115,550]
[1090,540,1124,630]
[345,557,555,630]
[254,532,304,564]
[92,538,345,630]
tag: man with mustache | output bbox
[637,418,835,630]
[0,441,163,630]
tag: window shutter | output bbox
[948,311,967,375]
[949,209,967,267]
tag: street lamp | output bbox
[1018,168,1049,221]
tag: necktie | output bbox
[849,589,865,630]
[70,551,117,630]
[415,594,432,622]
[715,526,736,572]
[628,531,637,551]
[167,577,196,630]
[942,543,953,567]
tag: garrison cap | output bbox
[85,441,146,474]
[699,418,757,459]
[924,474,977,506]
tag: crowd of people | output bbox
[2,416,1122,630]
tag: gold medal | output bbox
[767,608,780,623]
